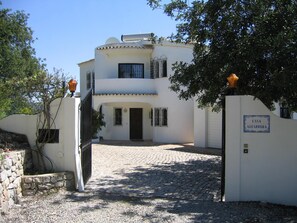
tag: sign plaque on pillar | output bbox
[243,115,270,133]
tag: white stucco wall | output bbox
[152,42,193,65]
[84,39,195,144]
[79,59,95,99]
[97,102,153,141]
[207,109,222,148]
[194,105,222,149]
[93,90,193,143]
[225,95,297,207]
[95,48,152,80]
[194,107,207,147]
[0,97,83,190]
[152,78,193,143]
[95,79,156,94]
[0,114,37,147]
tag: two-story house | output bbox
[79,33,195,143]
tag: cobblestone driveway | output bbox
[1,141,297,223]
[90,141,222,202]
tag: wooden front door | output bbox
[130,108,143,140]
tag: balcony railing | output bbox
[94,78,157,95]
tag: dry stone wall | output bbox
[0,130,76,213]
[22,172,75,196]
[0,149,33,212]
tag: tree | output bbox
[31,69,69,172]
[148,0,297,111]
[0,3,71,172]
[0,2,44,118]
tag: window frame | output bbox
[154,108,160,126]
[161,108,168,126]
[91,71,95,94]
[154,107,168,127]
[150,108,153,126]
[38,129,59,143]
[154,61,159,78]
[161,60,167,77]
[118,63,144,78]
[151,58,167,78]
[86,72,91,89]
[114,108,123,126]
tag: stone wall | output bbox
[0,149,75,213]
[0,149,33,212]
[21,172,75,196]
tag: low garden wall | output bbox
[22,171,75,196]
[0,149,75,213]
[0,149,33,212]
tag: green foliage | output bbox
[92,108,105,138]
[0,3,45,118]
[26,69,67,112]
[32,69,69,172]
[0,2,70,172]
[148,0,297,111]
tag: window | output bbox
[92,71,95,94]
[154,108,160,126]
[151,58,167,78]
[150,108,153,126]
[150,60,154,79]
[119,64,144,78]
[114,108,122,125]
[154,61,159,78]
[154,108,168,127]
[161,60,167,77]
[87,71,95,93]
[162,108,168,126]
[38,129,59,143]
[86,72,91,89]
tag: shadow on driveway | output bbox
[61,143,297,222]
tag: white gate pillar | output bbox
[224,96,241,201]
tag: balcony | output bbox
[94,78,157,95]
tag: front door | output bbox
[130,108,143,140]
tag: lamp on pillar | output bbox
[68,79,77,97]
[227,73,239,95]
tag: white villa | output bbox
[79,33,222,148]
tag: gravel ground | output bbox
[1,141,297,223]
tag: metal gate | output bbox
[80,90,92,185]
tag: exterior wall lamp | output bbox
[68,79,77,97]
[227,73,239,95]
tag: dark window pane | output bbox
[114,108,122,125]
[154,108,160,126]
[86,72,91,89]
[150,60,154,79]
[92,72,95,94]
[38,129,59,143]
[154,61,159,78]
[162,108,168,126]
[150,108,153,126]
[119,64,144,78]
[162,60,167,77]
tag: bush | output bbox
[92,108,105,138]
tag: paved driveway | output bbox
[90,141,222,202]
[2,141,297,223]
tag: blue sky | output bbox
[2,0,178,82]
